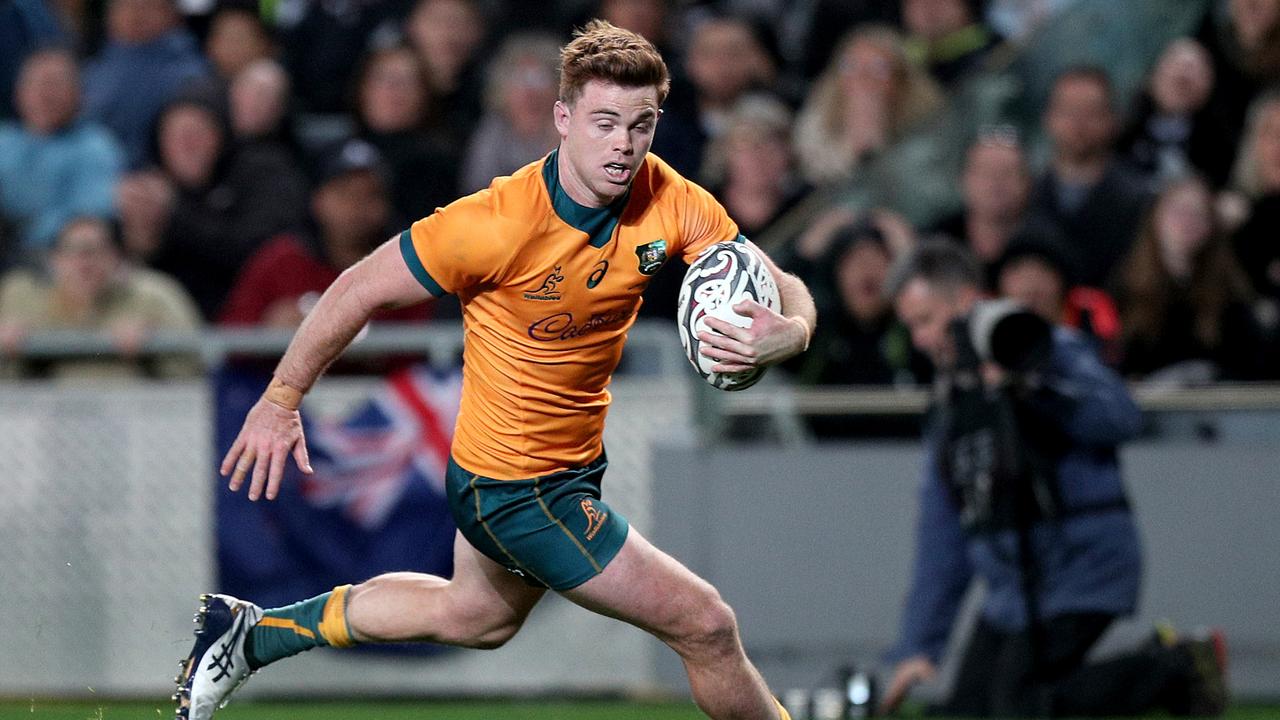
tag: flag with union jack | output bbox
[214,363,459,627]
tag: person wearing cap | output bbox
[116,80,308,319]
[218,138,431,328]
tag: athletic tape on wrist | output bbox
[264,377,304,411]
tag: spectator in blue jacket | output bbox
[81,0,208,169]
[0,0,66,121]
[880,240,1227,718]
[0,47,123,260]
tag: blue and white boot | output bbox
[173,593,263,719]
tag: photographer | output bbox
[879,241,1226,717]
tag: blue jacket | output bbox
[0,0,65,120]
[892,328,1143,663]
[81,29,208,169]
[0,119,123,249]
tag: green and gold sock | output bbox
[245,584,355,669]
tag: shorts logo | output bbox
[580,498,608,541]
[524,265,564,301]
[587,260,609,289]
[634,239,667,276]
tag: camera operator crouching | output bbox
[877,240,1226,718]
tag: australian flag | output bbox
[214,363,460,623]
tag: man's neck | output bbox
[966,212,1019,261]
[556,147,608,208]
[1053,153,1109,186]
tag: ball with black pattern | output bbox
[676,241,781,391]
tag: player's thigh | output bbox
[447,530,547,628]
[559,527,727,643]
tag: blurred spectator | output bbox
[277,0,402,114]
[1028,66,1149,288]
[1229,90,1280,344]
[901,0,1003,87]
[355,44,458,224]
[0,0,66,120]
[994,229,1122,362]
[220,138,429,326]
[595,0,672,51]
[229,57,295,153]
[82,0,210,169]
[703,95,809,239]
[650,14,776,178]
[931,127,1031,286]
[1118,38,1235,189]
[768,0,900,82]
[0,47,123,258]
[783,219,925,388]
[459,34,560,194]
[1115,174,1264,383]
[793,25,944,187]
[1197,0,1280,157]
[119,82,307,319]
[204,6,275,83]
[0,215,201,378]
[404,0,488,146]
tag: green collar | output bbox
[542,148,630,249]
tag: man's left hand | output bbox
[697,299,809,372]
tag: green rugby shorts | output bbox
[445,452,629,591]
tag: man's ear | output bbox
[553,99,571,137]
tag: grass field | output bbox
[5,700,1280,720]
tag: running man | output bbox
[176,20,816,720]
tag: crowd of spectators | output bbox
[0,0,1276,389]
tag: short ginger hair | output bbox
[559,19,670,106]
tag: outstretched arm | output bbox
[221,237,436,501]
[698,240,817,372]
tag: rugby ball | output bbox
[676,241,781,391]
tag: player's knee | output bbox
[673,593,740,660]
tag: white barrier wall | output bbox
[0,377,694,698]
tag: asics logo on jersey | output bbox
[528,311,629,341]
[587,260,609,289]
[524,266,565,301]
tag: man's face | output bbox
[158,105,223,189]
[998,257,1065,324]
[1045,76,1116,163]
[16,53,79,135]
[51,219,121,303]
[963,141,1029,220]
[313,170,390,250]
[895,277,974,365]
[554,80,660,206]
[687,20,766,104]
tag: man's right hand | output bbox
[220,395,313,502]
[879,655,937,715]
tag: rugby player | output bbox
[176,20,816,720]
